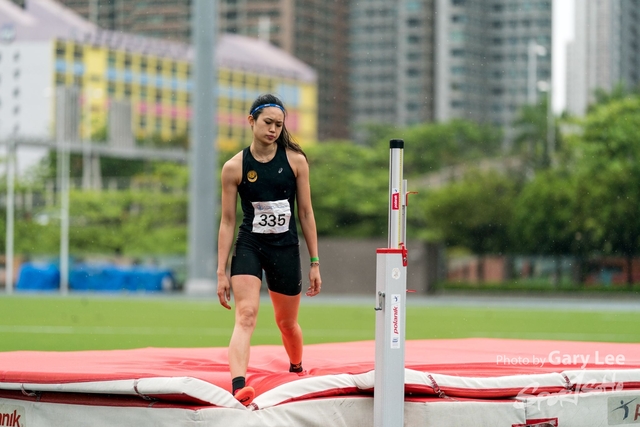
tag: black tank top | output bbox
[237,144,299,246]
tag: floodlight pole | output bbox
[186,0,217,294]
[56,86,80,295]
[374,139,409,427]
[5,138,15,294]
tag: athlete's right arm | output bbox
[217,154,241,310]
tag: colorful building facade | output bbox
[0,0,317,150]
[52,37,317,151]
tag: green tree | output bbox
[510,170,584,285]
[420,170,518,281]
[370,120,503,177]
[571,96,640,285]
[512,94,559,171]
[306,141,388,237]
[589,82,640,113]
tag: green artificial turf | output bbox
[1,294,639,352]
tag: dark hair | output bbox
[249,94,307,159]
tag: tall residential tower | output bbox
[566,0,640,116]
[349,0,435,135]
[55,0,191,42]
[434,0,552,143]
[219,0,350,140]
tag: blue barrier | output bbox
[16,263,60,291]
[16,263,174,293]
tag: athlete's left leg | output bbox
[269,290,303,366]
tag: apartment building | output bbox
[435,0,552,134]
[51,0,348,140]
[566,0,640,116]
[349,0,435,134]
[0,0,317,147]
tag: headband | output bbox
[250,103,285,116]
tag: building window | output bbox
[56,42,66,57]
[450,31,465,42]
[73,45,83,60]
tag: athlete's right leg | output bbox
[228,274,262,380]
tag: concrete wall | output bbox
[300,238,441,296]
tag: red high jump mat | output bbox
[1,338,640,426]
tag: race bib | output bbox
[252,200,291,234]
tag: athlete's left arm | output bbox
[291,151,322,297]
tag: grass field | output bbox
[1,294,640,352]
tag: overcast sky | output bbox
[553,0,575,113]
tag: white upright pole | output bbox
[59,141,70,295]
[374,139,408,427]
[387,140,403,249]
[5,139,16,294]
[528,38,538,105]
[56,86,78,295]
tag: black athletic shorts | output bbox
[230,231,302,296]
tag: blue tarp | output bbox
[16,263,174,292]
[15,263,60,291]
